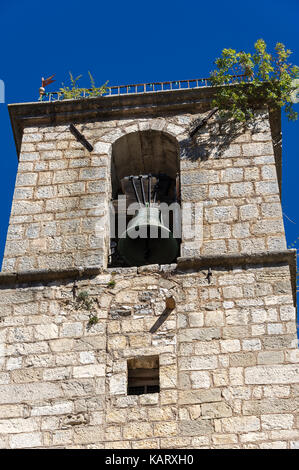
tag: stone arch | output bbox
[110,129,180,198]
[92,123,184,268]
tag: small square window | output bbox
[127,355,159,395]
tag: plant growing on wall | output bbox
[107,280,116,288]
[87,314,99,329]
[73,290,99,329]
[75,290,94,311]
[209,39,299,122]
[87,71,109,98]
[59,71,108,100]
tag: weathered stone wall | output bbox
[0,264,298,449]
[1,91,297,449]
[2,109,285,271]
[181,110,285,257]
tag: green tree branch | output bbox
[209,39,299,122]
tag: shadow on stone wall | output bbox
[180,110,269,162]
[180,119,244,162]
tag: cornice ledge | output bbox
[177,249,296,269]
[177,249,297,307]
[0,265,102,285]
[0,249,296,306]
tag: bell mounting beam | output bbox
[126,174,154,206]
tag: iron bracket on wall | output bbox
[189,107,219,138]
[206,267,212,284]
[69,124,93,152]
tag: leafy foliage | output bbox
[209,39,299,121]
[75,290,93,311]
[87,314,99,329]
[59,71,108,100]
[107,279,116,288]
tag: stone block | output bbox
[225,309,249,325]
[20,151,40,161]
[261,414,294,430]
[41,150,63,160]
[239,204,259,221]
[73,365,105,378]
[93,141,111,154]
[139,394,159,406]
[208,184,229,199]
[31,402,73,416]
[201,402,232,419]
[230,353,256,367]
[61,323,83,338]
[222,326,249,338]
[35,324,59,341]
[131,438,159,449]
[267,323,283,335]
[181,170,219,185]
[261,202,282,218]
[108,335,127,350]
[244,167,260,181]
[11,369,42,383]
[9,432,43,449]
[229,367,244,385]
[245,365,299,384]
[194,341,220,356]
[160,365,177,388]
[244,398,298,416]
[52,430,73,446]
[220,416,260,433]
[242,339,261,351]
[179,419,213,436]
[212,433,238,445]
[79,351,95,364]
[123,422,153,440]
[202,240,227,255]
[220,167,243,182]
[109,374,126,395]
[180,355,218,370]
[261,165,277,180]
[205,311,224,327]
[255,181,279,196]
[280,306,296,321]
[211,223,231,239]
[189,312,204,327]
[43,367,71,381]
[178,327,221,342]
[80,167,106,180]
[73,426,103,444]
[154,422,177,437]
[0,417,39,434]
[230,182,253,197]
[204,206,237,223]
[220,339,241,353]
[190,371,211,389]
[263,385,290,398]
[179,389,221,405]
[242,142,273,156]
[222,286,243,299]
[7,326,34,343]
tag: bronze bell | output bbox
[118,206,178,267]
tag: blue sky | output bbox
[0,0,298,285]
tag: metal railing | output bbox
[39,75,247,102]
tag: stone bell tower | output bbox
[0,80,298,449]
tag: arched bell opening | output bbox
[109,130,181,267]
